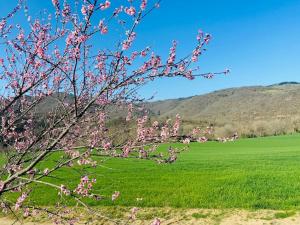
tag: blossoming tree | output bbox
[0,0,228,223]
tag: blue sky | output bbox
[1,0,300,100]
[139,0,300,100]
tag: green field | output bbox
[6,134,300,210]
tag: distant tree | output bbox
[0,0,227,223]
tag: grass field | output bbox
[5,134,300,210]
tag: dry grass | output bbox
[2,207,300,225]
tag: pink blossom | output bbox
[23,208,30,217]
[178,63,185,72]
[151,218,161,225]
[11,80,19,89]
[100,1,111,10]
[197,136,208,143]
[81,5,88,15]
[52,0,59,7]
[122,144,131,157]
[99,20,108,34]
[197,29,203,41]
[0,181,4,191]
[62,4,71,17]
[160,125,169,141]
[36,46,45,58]
[140,0,147,10]
[192,47,201,62]
[192,128,200,135]
[60,185,70,196]
[88,4,94,11]
[102,140,111,150]
[141,50,148,57]
[74,176,96,197]
[17,32,24,41]
[167,41,177,65]
[15,192,28,210]
[0,20,6,30]
[172,114,181,136]
[129,207,139,220]
[113,6,123,16]
[95,54,106,70]
[101,26,108,34]
[204,34,212,44]
[122,32,136,50]
[184,70,194,80]
[124,6,136,16]
[183,138,190,144]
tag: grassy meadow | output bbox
[5,134,300,210]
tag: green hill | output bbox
[147,82,300,137]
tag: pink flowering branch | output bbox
[0,0,229,223]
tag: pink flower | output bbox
[183,138,190,144]
[172,114,181,136]
[36,46,45,58]
[88,4,94,11]
[101,26,108,34]
[122,144,131,157]
[204,34,212,44]
[184,70,194,80]
[129,207,139,220]
[178,63,185,72]
[15,192,28,210]
[0,181,4,191]
[17,32,24,41]
[140,0,147,10]
[81,5,87,15]
[74,176,96,197]
[52,0,59,7]
[151,218,161,225]
[160,125,170,141]
[192,128,200,135]
[23,208,30,217]
[0,20,6,31]
[167,41,177,65]
[100,1,111,10]
[113,6,123,17]
[62,4,71,17]
[124,6,136,16]
[192,47,201,62]
[197,29,203,41]
[99,20,108,34]
[102,141,111,150]
[197,136,208,143]
[60,185,70,196]
[122,32,136,50]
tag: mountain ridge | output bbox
[146,82,300,137]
